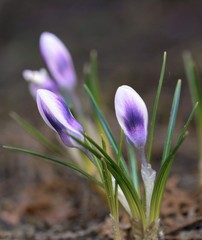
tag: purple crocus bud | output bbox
[37,89,84,149]
[23,68,57,98]
[114,85,148,149]
[40,32,76,91]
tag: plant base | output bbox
[131,219,164,240]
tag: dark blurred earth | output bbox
[1,0,201,183]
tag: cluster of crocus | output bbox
[4,33,197,240]
[36,83,151,238]
[23,32,77,99]
[36,84,149,158]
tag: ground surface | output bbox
[0,0,202,239]
[0,172,201,239]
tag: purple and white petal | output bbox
[40,32,76,90]
[114,85,148,148]
[23,69,57,98]
[37,89,84,148]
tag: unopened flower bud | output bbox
[114,85,148,149]
[40,32,76,91]
[37,89,84,149]
[23,68,57,98]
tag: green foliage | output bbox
[147,52,167,163]
[84,84,129,175]
[161,79,181,164]
[150,102,197,223]
[3,145,102,187]
[10,112,62,155]
[183,52,202,186]
[3,50,197,239]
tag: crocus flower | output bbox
[40,32,76,91]
[23,68,57,98]
[37,89,84,149]
[114,85,148,149]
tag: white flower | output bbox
[114,85,148,149]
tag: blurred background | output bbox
[0,0,202,233]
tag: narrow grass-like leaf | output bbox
[86,139,103,178]
[84,84,129,174]
[84,134,118,164]
[101,159,116,217]
[149,102,198,223]
[84,51,101,106]
[10,112,62,155]
[147,52,167,163]
[68,132,145,223]
[149,134,186,223]
[161,79,181,164]
[79,134,145,224]
[183,53,202,133]
[114,130,124,219]
[127,143,140,196]
[3,145,102,187]
[183,52,202,112]
[106,162,146,227]
[117,130,124,167]
[183,52,202,186]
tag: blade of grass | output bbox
[183,52,202,186]
[150,133,186,222]
[161,79,181,165]
[68,132,145,223]
[114,129,124,220]
[10,112,62,155]
[90,50,101,106]
[147,52,167,163]
[101,159,115,216]
[183,52,202,111]
[84,50,101,107]
[127,143,140,196]
[80,134,145,224]
[149,102,198,222]
[2,145,102,187]
[106,161,146,227]
[84,84,129,174]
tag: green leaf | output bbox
[149,102,198,223]
[84,50,101,107]
[84,84,129,174]
[127,143,140,196]
[101,159,115,216]
[114,129,124,219]
[10,112,62,155]
[183,52,202,113]
[183,52,202,186]
[161,79,181,164]
[106,160,146,227]
[2,145,102,187]
[147,52,167,163]
[80,134,146,224]
[67,131,145,223]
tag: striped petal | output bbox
[37,89,84,148]
[40,32,76,90]
[114,85,148,149]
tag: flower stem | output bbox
[110,214,121,240]
[141,163,156,223]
